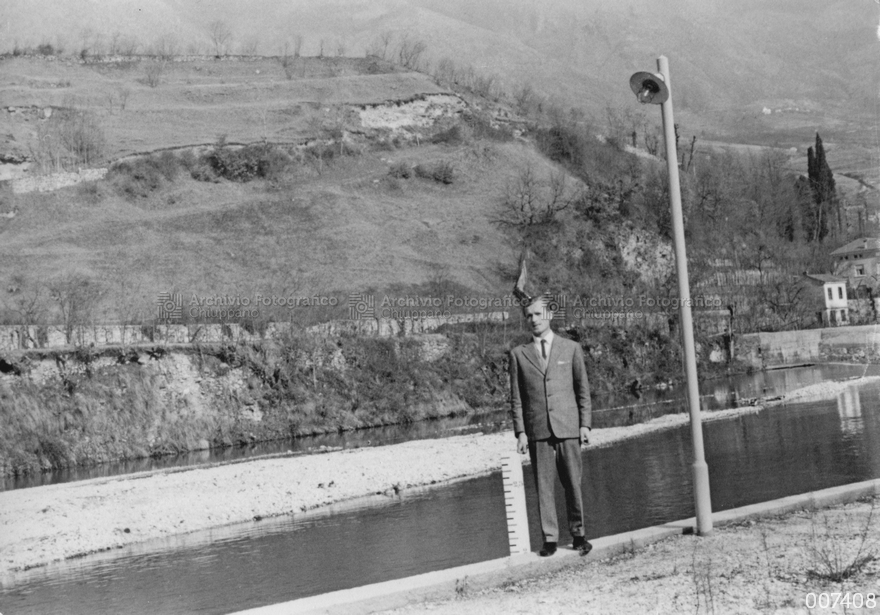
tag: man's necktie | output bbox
[541,339,547,359]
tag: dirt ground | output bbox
[379,497,880,615]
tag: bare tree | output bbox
[29,108,106,172]
[396,35,427,70]
[108,31,123,55]
[378,31,394,60]
[240,36,259,56]
[435,57,458,84]
[209,20,233,56]
[495,165,580,228]
[366,31,395,59]
[152,34,179,60]
[514,83,536,114]
[117,35,140,56]
[144,61,165,87]
[3,275,48,348]
[49,273,104,345]
[78,27,94,58]
[279,36,303,80]
[118,87,131,111]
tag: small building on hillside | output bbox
[831,237,880,296]
[800,273,849,326]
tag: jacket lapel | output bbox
[545,337,563,376]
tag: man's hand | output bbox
[580,427,591,445]
[516,433,529,455]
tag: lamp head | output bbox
[629,71,669,105]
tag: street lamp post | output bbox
[630,55,713,536]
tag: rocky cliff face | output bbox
[0,332,504,478]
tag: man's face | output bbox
[523,299,552,337]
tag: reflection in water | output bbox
[837,387,864,436]
[3,381,880,615]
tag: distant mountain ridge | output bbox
[3,0,875,140]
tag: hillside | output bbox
[0,55,443,163]
[2,0,876,145]
[0,54,600,323]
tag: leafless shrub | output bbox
[279,36,303,79]
[3,276,48,346]
[515,83,536,114]
[396,35,427,70]
[435,57,457,84]
[208,20,233,56]
[240,36,259,56]
[495,165,581,228]
[472,73,496,98]
[118,87,131,111]
[691,545,716,615]
[111,34,140,56]
[29,108,106,172]
[151,34,179,60]
[803,499,877,582]
[78,27,95,59]
[143,61,165,87]
[48,273,105,345]
[366,31,394,60]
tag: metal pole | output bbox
[656,55,713,535]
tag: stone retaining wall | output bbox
[0,312,510,352]
[11,168,107,194]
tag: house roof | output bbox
[830,237,880,256]
[802,273,847,285]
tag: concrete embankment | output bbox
[238,479,880,615]
[736,324,880,368]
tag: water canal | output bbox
[2,364,879,614]
[3,362,871,492]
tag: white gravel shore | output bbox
[2,375,878,576]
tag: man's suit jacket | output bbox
[509,335,591,441]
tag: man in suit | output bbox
[509,295,592,557]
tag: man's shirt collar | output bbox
[533,330,554,345]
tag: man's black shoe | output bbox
[539,542,557,557]
[572,536,593,556]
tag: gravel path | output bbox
[2,375,878,576]
[380,497,880,615]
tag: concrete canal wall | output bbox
[736,324,880,368]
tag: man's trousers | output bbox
[528,436,585,543]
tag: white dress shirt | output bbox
[533,330,554,367]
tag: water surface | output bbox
[3,376,879,615]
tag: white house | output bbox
[801,273,848,326]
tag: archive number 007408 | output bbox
[805,593,876,609]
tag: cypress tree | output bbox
[804,133,836,241]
